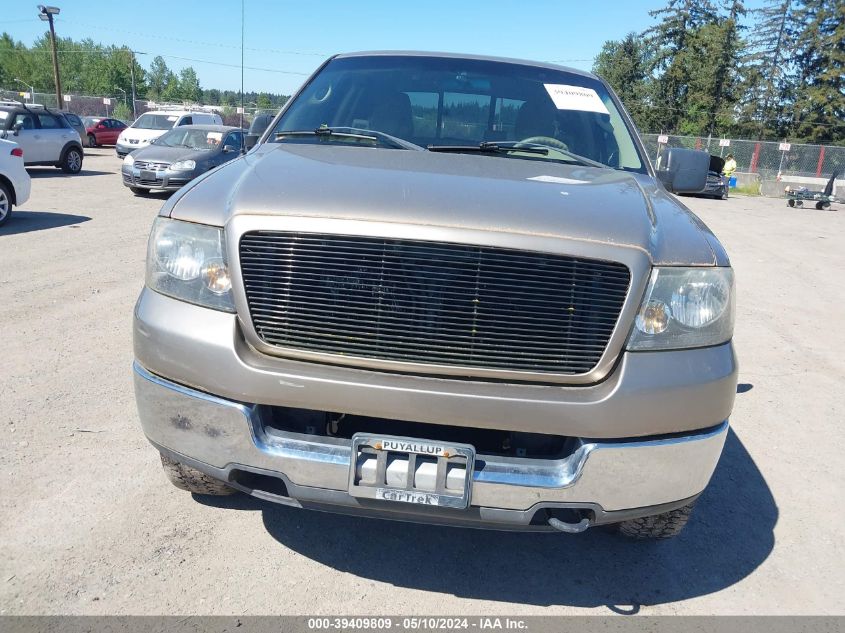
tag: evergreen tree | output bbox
[741,0,794,138]
[592,33,654,132]
[645,0,720,132]
[788,0,845,143]
[178,67,202,103]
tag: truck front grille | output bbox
[239,232,630,377]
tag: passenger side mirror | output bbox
[244,134,259,151]
[655,148,710,193]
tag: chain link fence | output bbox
[1,89,261,128]
[0,88,144,119]
[641,133,845,181]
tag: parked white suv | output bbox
[0,101,85,174]
[116,110,224,157]
[0,138,31,227]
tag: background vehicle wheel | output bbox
[129,186,147,195]
[796,200,803,207]
[61,147,83,174]
[87,133,97,148]
[787,199,795,207]
[815,201,825,210]
[159,454,236,496]
[616,501,696,540]
[0,180,13,227]
[721,190,728,200]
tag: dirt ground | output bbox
[1,149,843,615]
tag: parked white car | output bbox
[116,110,224,157]
[0,138,31,227]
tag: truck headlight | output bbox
[146,218,234,312]
[627,267,734,350]
[170,159,196,171]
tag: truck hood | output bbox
[165,143,717,265]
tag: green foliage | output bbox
[593,33,654,132]
[788,0,845,144]
[590,0,843,143]
[0,33,289,115]
[112,102,132,122]
[0,32,146,104]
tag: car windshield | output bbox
[154,128,224,150]
[271,55,645,171]
[133,113,179,130]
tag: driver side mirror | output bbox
[13,122,23,136]
[656,148,709,193]
[223,143,238,153]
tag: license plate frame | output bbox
[348,434,475,509]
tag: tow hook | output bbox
[548,516,591,533]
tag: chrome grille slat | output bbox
[133,160,170,171]
[239,232,630,376]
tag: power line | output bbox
[8,48,311,75]
[54,18,328,57]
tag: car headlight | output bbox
[146,218,234,312]
[627,267,734,350]
[170,159,196,171]
[123,154,134,166]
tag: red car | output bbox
[83,117,128,147]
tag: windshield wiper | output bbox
[428,141,610,169]
[427,141,549,156]
[275,126,422,150]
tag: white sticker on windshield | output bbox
[207,132,223,141]
[543,84,609,114]
[0,111,7,120]
[167,116,178,121]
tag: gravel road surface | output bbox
[1,149,843,615]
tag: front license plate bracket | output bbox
[348,434,475,509]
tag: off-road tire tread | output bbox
[617,502,695,540]
[159,454,236,496]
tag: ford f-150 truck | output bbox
[133,52,737,539]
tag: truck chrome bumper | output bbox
[134,361,728,527]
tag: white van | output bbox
[115,110,223,157]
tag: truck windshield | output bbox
[272,55,645,172]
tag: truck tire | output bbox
[159,453,236,496]
[616,501,695,540]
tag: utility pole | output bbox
[128,50,145,120]
[38,5,62,109]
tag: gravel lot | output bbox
[1,148,843,615]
